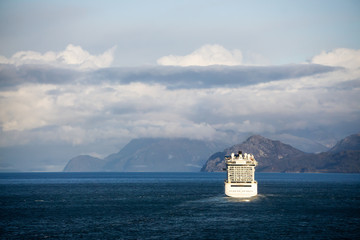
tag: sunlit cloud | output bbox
[0,44,117,69]
[311,48,360,69]
[157,44,243,66]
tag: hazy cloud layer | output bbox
[0,63,335,90]
[1,47,360,171]
[0,44,116,69]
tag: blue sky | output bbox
[1,0,359,66]
[0,0,359,171]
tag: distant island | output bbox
[63,133,360,173]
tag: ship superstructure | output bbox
[224,151,258,198]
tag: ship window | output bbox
[227,165,254,182]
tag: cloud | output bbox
[92,64,336,89]
[157,44,243,66]
[311,48,360,69]
[1,48,360,171]
[0,64,336,90]
[0,44,116,69]
[1,63,359,144]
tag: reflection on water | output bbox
[225,193,266,202]
[185,193,267,204]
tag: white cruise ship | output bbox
[224,151,258,198]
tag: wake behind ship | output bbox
[225,151,258,198]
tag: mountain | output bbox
[328,133,360,153]
[103,138,223,172]
[63,155,105,172]
[314,133,360,173]
[64,134,360,173]
[201,134,360,173]
[64,138,224,172]
[201,135,306,172]
[265,133,329,153]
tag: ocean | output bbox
[1,172,359,239]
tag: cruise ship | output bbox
[224,151,258,198]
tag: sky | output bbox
[0,0,360,171]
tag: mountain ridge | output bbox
[64,138,224,172]
[63,155,105,172]
[201,133,360,173]
[63,133,359,173]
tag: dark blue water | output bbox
[1,172,359,239]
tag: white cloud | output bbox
[0,44,116,69]
[1,65,359,149]
[311,48,360,69]
[0,84,57,131]
[157,44,243,66]
[1,49,360,171]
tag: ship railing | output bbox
[225,180,256,184]
[226,160,257,165]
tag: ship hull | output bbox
[225,182,257,198]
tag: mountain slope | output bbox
[63,134,359,173]
[103,138,222,172]
[266,134,329,153]
[63,155,105,172]
[63,138,224,172]
[201,135,305,172]
[201,134,360,173]
[328,133,360,153]
[315,133,360,173]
